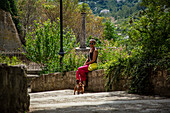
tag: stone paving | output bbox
[29,89,170,113]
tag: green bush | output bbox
[63,50,87,72]
[103,19,118,41]
[24,18,130,74]
[0,56,23,65]
[25,19,79,74]
[97,39,131,69]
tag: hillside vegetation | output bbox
[87,0,142,19]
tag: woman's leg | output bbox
[76,70,80,81]
[76,65,89,82]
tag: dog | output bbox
[74,80,84,95]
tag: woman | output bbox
[76,39,98,86]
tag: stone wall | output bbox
[31,69,170,97]
[0,9,22,51]
[151,70,170,97]
[0,64,29,113]
[31,69,129,92]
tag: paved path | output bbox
[29,89,170,113]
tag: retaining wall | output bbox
[31,69,130,92]
[31,69,170,97]
[0,64,29,113]
[151,70,170,97]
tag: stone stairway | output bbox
[27,69,41,88]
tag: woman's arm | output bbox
[84,58,89,65]
[85,50,98,65]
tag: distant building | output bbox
[123,36,129,39]
[117,0,126,2]
[100,9,110,14]
[79,2,83,5]
[118,33,121,36]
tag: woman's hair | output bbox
[90,39,96,44]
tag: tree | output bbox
[17,0,43,45]
[42,0,105,41]
[103,19,118,41]
[128,0,170,59]
[105,0,170,94]
[17,0,105,43]
[141,0,170,8]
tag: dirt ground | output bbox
[28,89,170,113]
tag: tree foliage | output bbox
[105,0,170,94]
[128,0,169,59]
[17,0,105,43]
[25,19,77,73]
[88,0,142,19]
[103,19,118,41]
[0,0,17,15]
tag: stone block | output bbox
[163,70,167,78]
[150,69,170,97]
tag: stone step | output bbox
[27,74,39,78]
[27,74,40,87]
[27,69,42,75]
[26,69,41,88]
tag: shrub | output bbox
[103,19,118,41]
[105,0,170,94]
[0,56,23,65]
[24,19,78,74]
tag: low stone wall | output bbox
[0,64,30,113]
[31,69,170,97]
[31,69,129,92]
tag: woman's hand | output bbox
[84,58,89,65]
[85,50,98,65]
[85,62,88,65]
